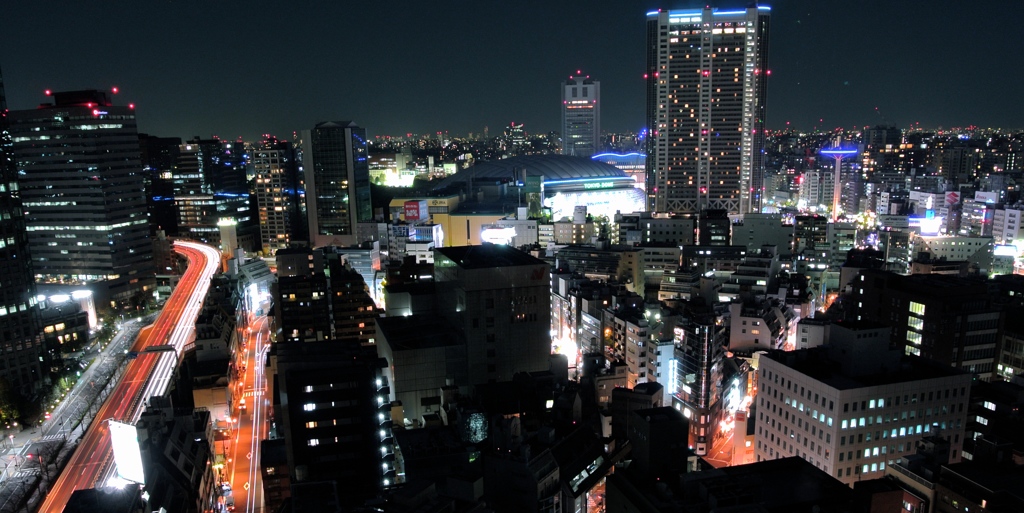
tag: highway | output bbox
[40,241,221,512]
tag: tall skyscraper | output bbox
[645,6,771,215]
[561,72,601,157]
[10,89,154,309]
[251,136,303,255]
[303,121,371,247]
[0,67,44,392]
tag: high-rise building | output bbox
[0,68,44,392]
[251,136,303,255]
[303,122,371,247]
[561,72,600,157]
[138,134,181,236]
[645,6,771,215]
[10,89,154,309]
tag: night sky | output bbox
[2,1,1022,140]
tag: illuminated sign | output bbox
[480,227,517,245]
[582,181,614,190]
[994,245,1019,257]
[109,420,145,484]
[404,200,427,221]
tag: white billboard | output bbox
[109,420,145,484]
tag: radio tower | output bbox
[820,142,858,223]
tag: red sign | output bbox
[404,200,422,221]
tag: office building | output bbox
[755,320,972,487]
[377,245,552,422]
[561,72,600,157]
[0,68,45,393]
[645,6,771,214]
[851,270,1002,380]
[434,245,551,386]
[303,121,371,247]
[9,89,154,309]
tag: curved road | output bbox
[41,241,221,512]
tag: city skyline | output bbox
[1,1,1022,141]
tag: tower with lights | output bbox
[820,146,858,222]
[645,5,771,215]
[561,71,601,157]
[9,88,153,310]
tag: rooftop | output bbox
[436,244,545,269]
[763,350,968,390]
[376,315,463,351]
[432,154,627,191]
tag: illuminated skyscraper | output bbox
[303,122,371,247]
[9,88,154,309]
[645,6,771,214]
[0,67,44,391]
[561,72,600,157]
[252,136,303,255]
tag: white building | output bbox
[992,207,1024,246]
[754,320,972,487]
[912,235,993,274]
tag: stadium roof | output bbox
[432,154,627,191]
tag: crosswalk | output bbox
[13,468,38,478]
[40,434,64,442]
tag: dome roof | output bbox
[432,154,627,190]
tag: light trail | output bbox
[41,241,220,512]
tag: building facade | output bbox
[303,121,371,247]
[561,73,600,157]
[645,6,771,214]
[251,137,303,255]
[755,321,972,487]
[9,89,154,309]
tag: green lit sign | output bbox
[583,181,614,190]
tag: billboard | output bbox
[404,200,427,221]
[944,191,960,208]
[109,420,145,484]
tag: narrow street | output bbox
[224,314,271,513]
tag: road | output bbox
[223,314,271,513]
[40,241,221,512]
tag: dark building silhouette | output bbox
[851,269,1002,380]
[0,67,44,393]
[274,341,391,507]
[138,134,181,235]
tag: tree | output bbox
[0,379,19,425]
